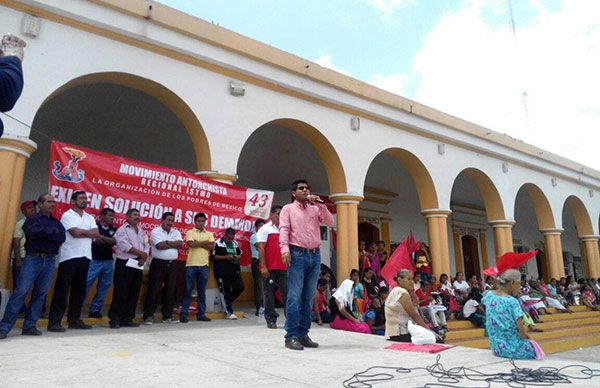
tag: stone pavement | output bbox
[1,311,599,387]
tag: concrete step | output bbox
[448,323,600,343]
[539,332,600,354]
[13,311,245,329]
[446,309,599,330]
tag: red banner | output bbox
[48,141,273,264]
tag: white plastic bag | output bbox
[408,320,436,345]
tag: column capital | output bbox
[579,234,600,242]
[194,170,238,184]
[330,193,363,204]
[420,208,451,218]
[489,219,516,228]
[0,135,37,158]
[539,228,564,236]
[380,216,392,223]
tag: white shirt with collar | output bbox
[59,208,97,263]
[150,226,182,261]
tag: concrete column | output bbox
[330,194,363,283]
[489,220,515,258]
[380,217,391,253]
[479,229,489,269]
[540,228,564,279]
[452,228,463,275]
[580,235,600,278]
[421,209,452,277]
[0,136,37,287]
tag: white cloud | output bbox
[411,1,600,170]
[368,73,409,95]
[355,0,416,23]
[314,53,352,76]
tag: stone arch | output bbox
[452,168,505,221]
[516,183,555,230]
[238,118,347,194]
[39,72,210,171]
[563,195,594,237]
[375,148,439,209]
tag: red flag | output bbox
[381,242,414,288]
[483,250,538,276]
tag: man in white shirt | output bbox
[48,191,99,332]
[143,212,183,325]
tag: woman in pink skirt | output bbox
[329,277,371,334]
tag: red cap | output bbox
[20,200,38,212]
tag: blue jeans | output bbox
[85,260,114,313]
[284,247,321,341]
[0,255,55,333]
[181,266,208,317]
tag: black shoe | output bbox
[0,331,7,339]
[267,322,277,329]
[88,311,103,319]
[47,323,66,333]
[68,320,92,330]
[197,315,211,322]
[22,327,42,336]
[120,321,140,327]
[109,321,120,329]
[180,315,189,323]
[285,339,304,351]
[299,336,319,348]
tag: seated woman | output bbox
[385,269,442,343]
[364,287,388,336]
[438,273,460,318]
[452,272,470,302]
[463,287,485,328]
[482,269,544,360]
[362,268,379,301]
[531,279,572,313]
[329,278,371,334]
[581,285,600,311]
[413,273,422,291]
[415,281,447,332]
[567,276,581,305]
[350,269,366,314]
[484,276,495,291]
[313,278,332,325]
[520,279,552,316]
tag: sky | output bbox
[157,0,600,170]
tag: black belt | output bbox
[26,252,56,258]
[290,245,320,254]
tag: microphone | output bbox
[309,194,324,204]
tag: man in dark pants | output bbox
[257,206,287,329]
[213,228,245,320]
[11,200,37,315]
[108,208,149,329]
[0,34,26,136]
[143,212,183,325]
[48,191,99,332]
[250,219,265,316]
[0,194,65,339]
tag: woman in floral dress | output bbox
[482,269,544,360]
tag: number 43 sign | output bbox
[245,189,274,220]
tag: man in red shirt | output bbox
[257,205,285,329]
[279,179,334,350]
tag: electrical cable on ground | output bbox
[342,354,600,388]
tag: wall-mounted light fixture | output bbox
[22,14,41,37]
[551,177,557,187]
[589,189,594,198]
[350,116,360,131]
[502,162,509,173]
[437,144,445,155]
[229,81,245,97]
